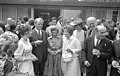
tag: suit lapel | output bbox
[42,31,45,42]
[115,40,120,57]
[35,29,42,39]
[89,36,94,50]
[89,36,94,58]
[96,39,105,51]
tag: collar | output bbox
[35,28,42,33]
[67,36,75,40]
[94,35,97,41]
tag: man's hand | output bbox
[84,61,90,67]
[92,49,100,56]
[34,40,43,45]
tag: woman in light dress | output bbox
[61,25,81,76]
[14,25,38,76]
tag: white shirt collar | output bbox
[35,28,42,35]
[94,35,100,46]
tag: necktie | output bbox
[96,39,100,46]
[38,30,42,37]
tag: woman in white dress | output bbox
[61,25,81,76]
[14,25,38,76]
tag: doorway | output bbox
[34,8,60,30]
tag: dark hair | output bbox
[19,24,31,36]
[0,21,5,32]
[58,16,63,20]
[29,19,34,26]
[51,17,57,21]
[51,27,59,33]
[23,16,29,22]
[64,25,74,36]
[9,24,16,31]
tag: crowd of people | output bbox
[0,15,119,76]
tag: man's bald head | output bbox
[95,25,107,39]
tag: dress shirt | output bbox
[35,28,42,36]
[115,30,120,40]
[94,36,100,46]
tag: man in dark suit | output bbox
[83,25,112,76]
[30,18,48,76]
[110,26,120,76]
[86,17,96,38]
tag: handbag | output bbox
[62,51,73,62]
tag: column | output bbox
[0,6,2,21]
[106,10,113,21]
[31,7,34,19]
[117,10,120,22]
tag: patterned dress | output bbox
[44,36,63,76]
[14,38,37,76]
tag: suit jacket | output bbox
[83,36,112,67]
[30,29,48,63]
[86,29,95,39]
[112,40,120,61]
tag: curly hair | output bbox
[63,25,74,36]
[19,24,31,36]
[51,26,59,33]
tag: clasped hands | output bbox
[92,49,100,57]
[112,60,120,68]
[84,49,100,67]
[49,49,61,55]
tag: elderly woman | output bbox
[44,26,63,76]
[61,25,81,76]
[46,17,62,37]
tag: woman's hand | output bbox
[66,49,74,54]
[55,49,62,54]
[48,49,56,55]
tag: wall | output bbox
[61,9,82,19]
[0,6,31,22]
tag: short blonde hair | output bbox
[34,18,44,24]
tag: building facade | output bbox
[0,0,120,22]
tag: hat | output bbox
[70,18,82,26]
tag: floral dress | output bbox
[44,36,63,76]
[14,38,38,76]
